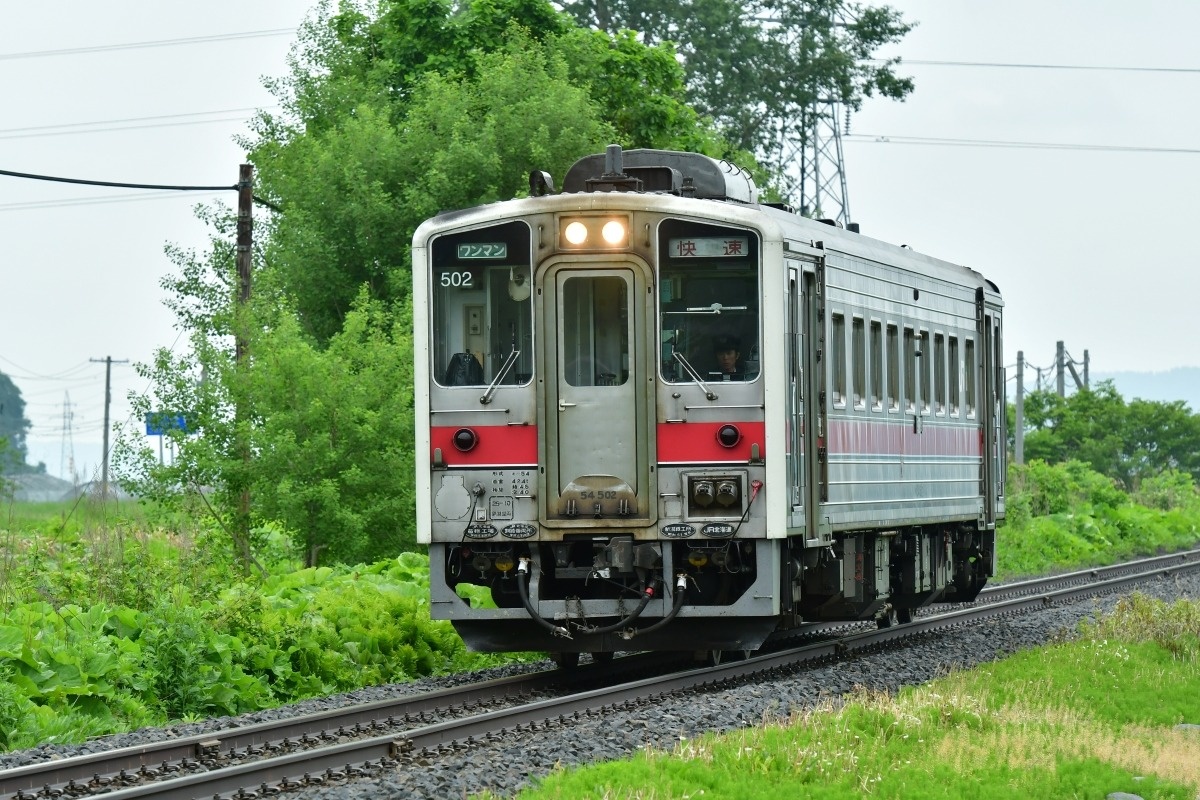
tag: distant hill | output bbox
[1091,366,1200,412]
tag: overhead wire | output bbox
[0,29,296,61]
[879,58,1200,74]
[1,27,295,477]
[0,108,278,140]
[845,134,1200,155]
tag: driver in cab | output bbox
[712,335,743,381]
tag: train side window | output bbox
[886,323,899,411]
[851,316,865,408]
[933,332,946,415]
[949,335,960,416]
[830,312,846,407]
[918,329,931,413]
[870,320,883,411]
[964,338,977,417]
[903,326,916,412]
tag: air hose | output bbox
[620,573,689,639]
[516,559,660,637]
[516,558,572,639]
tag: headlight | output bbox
[559,216,630,248]
[564,221,588,245]
[601,219,626,244]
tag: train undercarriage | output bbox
[433,525,995,656]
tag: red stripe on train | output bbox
[431,425,538,466]
[656,422,767,464]
[826,418,983,457]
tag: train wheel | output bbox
[876,610,896,629]
[591,652,615,664]
[552,652,580,670]
[896,608,914,624]
[696,649,751,666]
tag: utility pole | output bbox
[89,356,128,498]
[1056,340,1090,396]
[1056,341,1065,397]
[233,163,256,569]
[1015,351,1025,465]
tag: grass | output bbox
[501,594,1200,800]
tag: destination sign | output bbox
[668,237,749,259]
[457,243,507,260]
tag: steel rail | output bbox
[4,550,1197,799]
[71,554,1200,800]
[0,652,683,800]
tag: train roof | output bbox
[556,146,999,299]
[421,146,1001,301]
[561,145,758,204]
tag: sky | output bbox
[2,1,1198,481]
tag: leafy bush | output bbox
[999,459,1200,578]
[1133,469,1200,512]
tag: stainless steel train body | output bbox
[414,147,1005,657]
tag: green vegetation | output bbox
[503,595,1200,800]
[1013,382,1200,491]
[999,460,1200,579]
[0,499,532,750]
[0,371,35,475]
[0,457,1196,753]
[560,0,915,179]
[113,0,915,571]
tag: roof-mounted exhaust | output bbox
[562,146,757,203]
[582,144,644,193]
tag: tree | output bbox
[1012,381,1200,490]
[251,0,743,342]
[0,371,32,473]
[559,0,915,186]
[254,26,616,342]
[121,0,729,566]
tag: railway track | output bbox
[4,549,1198,800]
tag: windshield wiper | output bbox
[480,346,520,405]
[684,302,749,315]
[673,351,717,401]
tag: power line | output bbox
[845,133,1200,155]
[887,58,1200,75]
[0,168,282,212]
[0,108,275,140]
[0,167,236,192]
[0,29,296,61]
[0,190,228,213]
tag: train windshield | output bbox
[430,221,534,387]
[658,219,761,383]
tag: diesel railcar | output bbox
[414,146,1005,662]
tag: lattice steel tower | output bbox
[790,102,851,225]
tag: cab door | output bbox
[541,262,652,523]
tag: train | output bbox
[413,145,1005,664]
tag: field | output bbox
[0,458,1198,795]
[503,594,1200,799]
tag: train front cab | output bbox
[415,192,787,655]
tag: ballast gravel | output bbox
[3,572,1198,799]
